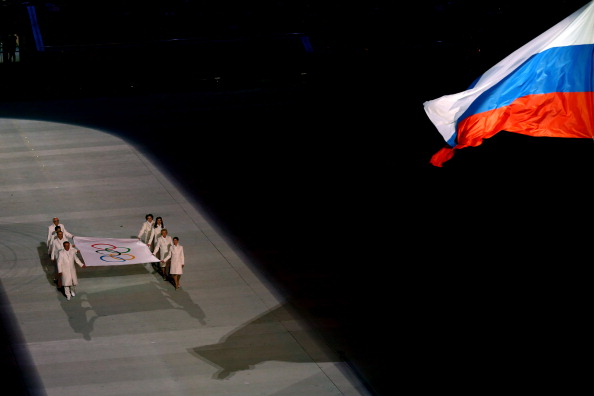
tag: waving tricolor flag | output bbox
[424,1,594,167]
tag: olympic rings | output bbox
[91,243,136,263]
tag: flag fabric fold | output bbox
[74,237,160,266]
[424,1,594,167]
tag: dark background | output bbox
[1,1,591,394]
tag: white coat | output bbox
[148,224,163,247]
[164,244,185,274]
[152,235,173,264]
[51,236,72,261]
[47,223,72,254]
[57,247,84,287]
[47,222,69,245]
[137,220,154,244]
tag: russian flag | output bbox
[424,1,594,167]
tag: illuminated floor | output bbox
[0,117,373,396]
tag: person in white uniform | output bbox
[152,228,173,281]
[57,241,86,300]
[48,225,75,259]
[137,214,154,246]
[147,216,164,250]
[47,217,73,255]
[51,230,75,287]
[164,237,184,289]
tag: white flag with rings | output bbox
[73,237,160,266]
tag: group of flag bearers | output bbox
[137,213,185,290]
[46,217,86,301]
[47,214,186,301]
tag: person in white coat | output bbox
[47,218,73,255]
[57,241,86,300]
[164,237,184,289]
[51,230,75,286]
[137,214,154,245]
[48,225,75,258]
[152,228,172,281]
[147,216,164,250]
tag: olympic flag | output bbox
[424,1,594,167]
[74,237,160,266]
